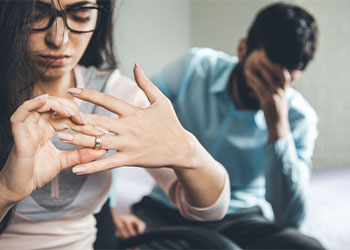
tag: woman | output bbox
[0,0,230,249]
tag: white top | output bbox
[0,65,230,250]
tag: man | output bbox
[131,2,324,249]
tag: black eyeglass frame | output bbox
[31,5,106,34]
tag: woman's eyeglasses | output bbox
[31,3,106,33]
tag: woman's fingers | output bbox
[57,132,124,150]
[50,117,107,136]
[67,88,136,117]
[59,147,107,170]
[72,154,127,174]
[83,114,124,133]
[36,96,85,125]
[133,64,165,104]
[10,96,47,124]
[57,97,87,125]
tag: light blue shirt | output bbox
[149,48,318,227]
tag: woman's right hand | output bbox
[0,95,107,206]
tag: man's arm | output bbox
[264,118,317,227]
[244,49,318,227]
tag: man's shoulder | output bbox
[185,47,238,82]
[187,47,238,66]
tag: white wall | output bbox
[114,0,191,79]
[115,0,350,169]
[190,0,350,169]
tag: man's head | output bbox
[234,2,319,110]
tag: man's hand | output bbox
[110,208,146,239]
[244,49,292,143]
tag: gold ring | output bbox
[95,135,103,149]
[51,111,57,119]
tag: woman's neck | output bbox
[34,70,76,99]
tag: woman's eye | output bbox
[68,9,92,23]
[71,15,91,23]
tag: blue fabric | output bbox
[149,48,318,227]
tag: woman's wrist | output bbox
[0,171,16,212]
[174,130,211,170]
[172,131,227,207]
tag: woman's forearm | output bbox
[173,133,227,208]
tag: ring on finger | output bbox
[95,135,103,149]
[51,111,57,119]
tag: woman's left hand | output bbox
[62,65,227,210]
[62,64,195,175]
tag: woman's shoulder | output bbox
[75,65,115,92]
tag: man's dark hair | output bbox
[246,2,319,70]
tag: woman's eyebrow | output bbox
[66,1,97,9]
[35,1,96,10]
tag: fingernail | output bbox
[135,63,144,75]
[67,88,81,95]
[72,166,86,174]
[34,94,48,100]
[63,106,75,116]
[57,132,73,141]
[80,112,87,125]
[95,126,109,134]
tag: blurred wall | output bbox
[114,0,191,79]
[115,0,350,169]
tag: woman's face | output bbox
[28,0,98,79]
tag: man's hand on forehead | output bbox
[245,49,291,90]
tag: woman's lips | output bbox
[38,55,71,66]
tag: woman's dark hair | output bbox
[0,0,117,234]
[246,2,319,70]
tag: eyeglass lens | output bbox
[32,6,100,32]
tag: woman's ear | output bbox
[237,38,247,62]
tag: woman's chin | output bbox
[36,64,73,79]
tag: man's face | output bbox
[236,49,302,110]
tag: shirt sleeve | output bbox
[146,162,230,221]
[264,101,318,228]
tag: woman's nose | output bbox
[44,17,69,49]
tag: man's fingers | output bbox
[133,64,164,104]
[67,88,136,117]
[245,70,268,101]
[124,221,137,238]
[259,49,286,83]
[282,69,291,89]
[134,218,146,234]
[254,61,276,91]
[59,148,107,170]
